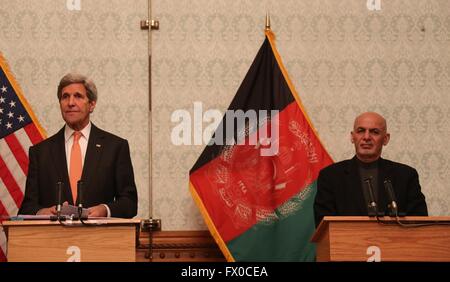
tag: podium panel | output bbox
[3,219,140,262]
[311,216,450,262]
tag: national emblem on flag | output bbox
[189,30,333,261]
[0,53,46,261]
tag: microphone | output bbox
[77,180,85,220]
[364,177,378,217]
[49,181,67,223]
[56,181,63,218]
[384,179,398,217]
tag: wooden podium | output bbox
[2,218,140,262]
[311,216,450,262]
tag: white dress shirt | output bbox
[63,122,111,217]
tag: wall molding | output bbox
[137,230,226,262]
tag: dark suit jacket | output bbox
[19,124,138,218]
[314,156,428,227]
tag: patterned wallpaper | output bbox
[1,0,449,230]
[151,0,450,230]
[0,0,150,218]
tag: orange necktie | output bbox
[69,131,82,203]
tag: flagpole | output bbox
[140,0,163,262]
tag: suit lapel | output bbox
[345,157,368,214]
[50,127,73,204]
[81,124,104,194]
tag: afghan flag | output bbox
[189,30,333,261]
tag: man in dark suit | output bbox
[314,112,427,227]
[19,73,137,218]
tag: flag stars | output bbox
[18,115,25,122]
[9,100,16,108]
[1,85,6,93]
[6,122,12,129]
[7,111,13,118]
[0,108,3,114]
[0,96,5,103]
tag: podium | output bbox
[2,218,140,262]
[311,216,450,262]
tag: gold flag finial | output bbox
[265,12,271,31]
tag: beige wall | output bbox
[151,0,450,230]
[0,0,150,218]
[1,0,449,230]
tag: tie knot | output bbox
[73,131,82,142]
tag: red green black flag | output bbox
[189,30,333,261]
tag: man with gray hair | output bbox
[19,73,138,218]
[313,112,427,227]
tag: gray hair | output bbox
[57,73,98,102]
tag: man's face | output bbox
[59,83,96,131]
[351,113,390,162]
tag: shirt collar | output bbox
[64,122,92,142]
[355,156,379,169]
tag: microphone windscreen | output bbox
[77,180,84,207]
[56,181,63,212]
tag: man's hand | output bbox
[36,201,68,215]
[36,206,56,215]
[88,204,107,217]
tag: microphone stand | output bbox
[378,180,450,228]
[76,180,97,227]
[77,180,87,225]
[50,181,70,226]
[364,177,380,223]
[56,181,67,225]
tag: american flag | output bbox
[0,54,45,261]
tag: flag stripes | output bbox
[189,30,333,261]
[0,53,46,262]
